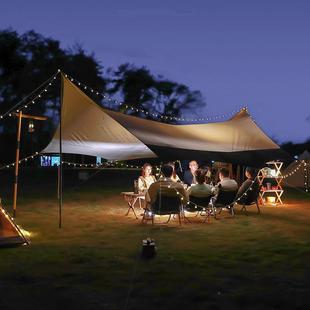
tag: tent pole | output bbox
[57,164,60,199]
[58,73,64,228]
[242,166,245,183]
[236,165,241,186]
[13,111,22,218]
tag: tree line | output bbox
[0,29,205,162]
[0,29,308,164]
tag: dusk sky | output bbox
[1,0,309,143]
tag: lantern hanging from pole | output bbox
[28,120,35,133]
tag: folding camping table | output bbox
[121,192,145,219]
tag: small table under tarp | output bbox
[121,192,145,219]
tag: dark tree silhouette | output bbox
[0,29,206,162]
[281,139,310,157]
[0,29,106,162]
[107,63,205,122]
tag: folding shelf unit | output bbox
[257,161,284,205]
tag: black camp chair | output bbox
[142,189,183,225]
[213,188,238,218]
[185,195,213,223]
[237,181,261,214]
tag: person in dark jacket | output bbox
[183,160,199,185]
[236,167,256,198]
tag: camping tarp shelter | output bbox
[43,75,290,166]
[0,203,27,247]
[43,76,156,160]
[283,150,310,189]
[299,150,310,161]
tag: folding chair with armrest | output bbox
[213,188,238,218]
[237,181,261,214]
[185,195,213,223]
[142,189,183,225]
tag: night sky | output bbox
[1,0,309,143]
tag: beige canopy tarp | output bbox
[43,75,289,165]
[43,76,156,160]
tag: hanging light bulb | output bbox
[28,120,35,133]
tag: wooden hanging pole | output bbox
[12,112,47,218]
[12,112,47,121]
[13,111,22,218]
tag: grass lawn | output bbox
[0,169,310,310]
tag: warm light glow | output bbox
[28,120,35,133]
[19,228,33,238]
[266,196,276,204]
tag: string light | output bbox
[64,72,246,123]
[1,71,252,133]
[0,72,59,121]
[61,161,160,170]
[0,152,40,170]
[0,203,29,244]
[282,160,307,179]
[0,155,162,172]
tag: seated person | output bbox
[146,165,188,206]
[167,161,181,183]
[205,166,212,178]
[138,163,157,193]
[187,169,213,198]
[204,165,218,186]
[213,167,238,195]
[183,160,199,185]
[236,167,257,199]
[201,163,212,178]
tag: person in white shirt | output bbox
[138,163,157,193]
[213,167,238,195]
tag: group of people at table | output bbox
[137,160,256,208]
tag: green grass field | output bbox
[0,169,310,310]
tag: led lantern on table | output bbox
[266,196,276,204]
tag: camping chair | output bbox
[237,181,261,214]
[142,189,183,225]
[213,188,238,218]
[185,195,213,223]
